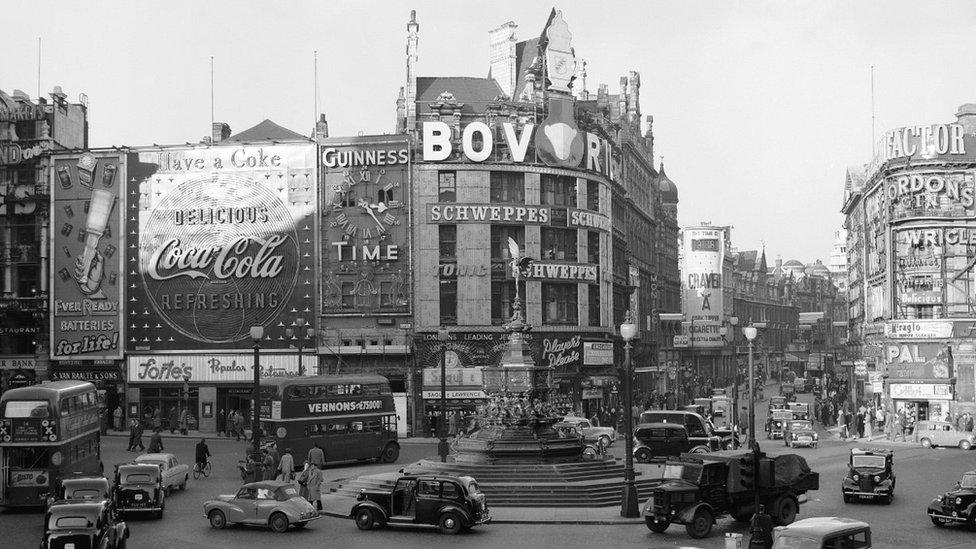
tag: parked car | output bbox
[558,416,616,448]
[711,395,730,418]
[134,453,190,493]
[633,423,713,462]
[784,420,819,449]
[638,410,723,451]
[767,410,795,440]
[113,463,166,518]
[45,474,112,509]
[351,474,490,534]
[42,500,129,549]
[204,480,320,533]
[772,517,872,548]
[928,469,976,529]
[914,420,976,450]
[842,448,894,504]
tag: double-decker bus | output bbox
[260,375,400,465]
[0,380,102,507]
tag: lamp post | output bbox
[620,310,639,517]
[437,327,450,462]
[743,324,760,515]
[285,318,316,377]
[249,326,264,469]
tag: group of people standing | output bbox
[245,442,326,511]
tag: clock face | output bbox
[328,165,402,242]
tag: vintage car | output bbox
[113,463,166,518]
[784,420,819,448]
[767,410,795,440]
[351,474,490,534]
[204,480,319,533]
[914,420,976,450]
[772,517,872,548]
[788,402,810,421]
[557,416,617,448]
[693,398,714,416]
[928,470,976,529]
[45,474,112,509]
[711,395,730,417]
[794,377,809,393]
[768,395,789,412]
[633,423,713,462]
[842,448,894,504]
[779,384,796,401]
[639,410,723,452]
[134,453,190,493]
[41,500,129,549]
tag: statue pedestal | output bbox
[452,418,584,464]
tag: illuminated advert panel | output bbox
[682,227,725,348]
[50,152,126,360]
[126,145,317,351]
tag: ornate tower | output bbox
[405,10,420,131]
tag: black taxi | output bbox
[929,470,976,529]
[41,500,129,549]
[350,474,490,534]
[842,448,895,504]
[113,463,166,518]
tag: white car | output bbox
[558,416,617,448]
[135,453,190,494]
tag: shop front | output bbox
[49,359,123,429]
[0,356,38,394]
[884,337,954,423]
[126,354,301,433]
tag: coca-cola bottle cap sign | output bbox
[139,174,299,343]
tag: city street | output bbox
[4,389,976,548]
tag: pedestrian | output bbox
[195,438,211,473]
[233,411,244,442]
[966,413,974,432]
[278,448,295,482]
[864,411,873,439]
[179,408,189,435]
[152,407,161,430]
[127,419,145,451]
[148,428,164,453]
[897,409,908,442]
[305,464,324,512]
[168,407,179,434]
[448,410,458,437]
[855,409,865,439]
[308,442,325,468]
[876,407,885,433]
[748,504,774,549]
[113,405,123,432]
[261,449,275,481]
[297,461,311,500]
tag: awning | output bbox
[784,352,809,362]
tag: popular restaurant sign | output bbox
[50,152,126,360]
[126,354,301,383]
[126,145,318,350]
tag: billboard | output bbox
[50,152,126,360]
[682,227,725,348]
[126,144,318,351]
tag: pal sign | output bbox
[421,121,612,176]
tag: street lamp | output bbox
[249,325,264,472]
[619,310,639,518]
[742,324,760,518]
[285,318,316,377]
[182,371,192,433]
[437,327,450,463]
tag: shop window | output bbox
[588,286,601,327]
[490,172,525,203]
[491,280,517,325]
[541,227,578,261]
[543,283,578,325]
[439,225,457,258]
[587,231,600,264]
[438,172,456,202]
[440,278,458,325]
[541,174,577,207]
[490,225,524,260]
[586,180,600,211]
[340,282,355,308]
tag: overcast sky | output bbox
[5,1,976,263]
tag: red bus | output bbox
[0,380,102,507]
[259,375,400,465]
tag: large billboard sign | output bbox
[682,227,725,348]
[50,152,126,360]
[126,145,317,351]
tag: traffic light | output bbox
[738,454,755,490]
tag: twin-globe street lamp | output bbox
[620,311,639,518]
[437,327,451,463]
[742,324,761,517]
[285,318,317,376]
[249,326,264,471]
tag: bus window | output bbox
[365,419,383,432]
[328,422,348,434]
[6,447,50,468]
[383,415,397,432]
[350,422,364,432]
[2,400,51,418]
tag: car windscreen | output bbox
[123,473,154,483]
[790,422,812,431]
[137,459,165,468]
[68,488,105,499]
[662,464,701,483]
[51,516,92,529]
[2,400,50,418]
[275,486,300,501]
[852,455,886,469]
[772,534,820,549]
[961,474,976,489]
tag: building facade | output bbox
[844,104,976,421]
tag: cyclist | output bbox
[195,437,211,474]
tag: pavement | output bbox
[105,428,436,445]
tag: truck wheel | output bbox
[380,443,400,463]
[645,517,670,532]
[772,495,798,526]
[686,508,713,539]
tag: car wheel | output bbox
[843,493,852,504]
[294,521,308,529]
[931,516,946,527]
[180,475,187,491]
[438,512,463,535]
[269,512,289,533]
[355,508,376,531]
[689,446,709,454]
[773,495,798,526]
[884,493,893,505]
[208,510,227,529]
[381,443,400,463]
[635,448,651,463]
[599,435,612,448]
[961,440,973,451]
[921,438,932,448]
[685,507,713,539]
[645,517,670,532]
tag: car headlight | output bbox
[874,476,880,483]
[853,474,859,481]
[792,433,798,439]
[956,497,963,505]
[812,433,818,439]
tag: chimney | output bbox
[574,60,589,100]
[776,255,783,269]
[315,114,329,140]
[644,115,654,160]
[212,122,231,143]
[956,103,976,135]
[596,83,609,113]
[618,77,628,121]
[627,71,640,122]
[405,10,420,131]
[489,21,519,98]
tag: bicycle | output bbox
[193,459,212,479]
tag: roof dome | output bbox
[783,259,804,268]
[657,163,678,203]
[805,260,830,277]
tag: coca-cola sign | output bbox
[127,145,318,350]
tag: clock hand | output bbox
[362,203,385,231]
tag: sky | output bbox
[5,0,976,263]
